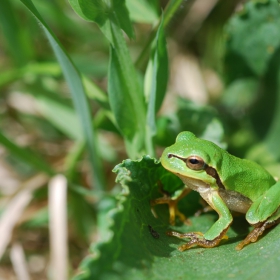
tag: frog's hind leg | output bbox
[237,185,280,251]
[151,181,191,225]
[236,215,280,251]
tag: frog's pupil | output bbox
[190,158,199,164]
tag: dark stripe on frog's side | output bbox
[205,165,225,190]
[206,164,252,213]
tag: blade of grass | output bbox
[0,62,61,89]
[20,0,105,192]
[0,132,54,175]
[64,141,85,180]
[0,0,32,66]
[0,63,109,111]
[35,95,83,140]
[135,0,184,69]
[81,75,109,109]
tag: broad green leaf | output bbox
[263,116,280,160]
[223,0,280,163]
[260,41,280,161]
[247,62,280,164]
[126,0,159,24]
[156,100,225,149]
[0,132,54,175]
[73,0,107,23]
[69,0,134,41]
[144,17,168,155]
[108,17,146,158]
[200,119,226,149]
[75,156,280,280]
[113,0,134,39]
[68,0,112,43]
[221,78,259,113]
[20,0,104,191]
[226,0,280,76]
[108,47,139,141]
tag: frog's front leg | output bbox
[151,182,191,225]
[167,190,232,250]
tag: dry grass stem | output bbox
[10,242,31,280]
[0,174,49,260]
[49,175,68,280]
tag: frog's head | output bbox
[161,131,222,184]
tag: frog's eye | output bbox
[186,156,205,170]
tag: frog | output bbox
[154,131,280,250]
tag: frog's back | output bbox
[219,152,276,202]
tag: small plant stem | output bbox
[135,0,184,69]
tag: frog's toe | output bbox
[235,220,274,250]
[167,230,226,250]
[167,231,204,250]
[180,237,223,250]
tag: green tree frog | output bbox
[156,131,280,250]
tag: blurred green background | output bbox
[1,0,280,279]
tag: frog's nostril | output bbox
[168,153,173,158]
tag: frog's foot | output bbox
[151,185,191,225]
[167,231,226,250]
[151,196,190,225]
[236,219,279,250]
